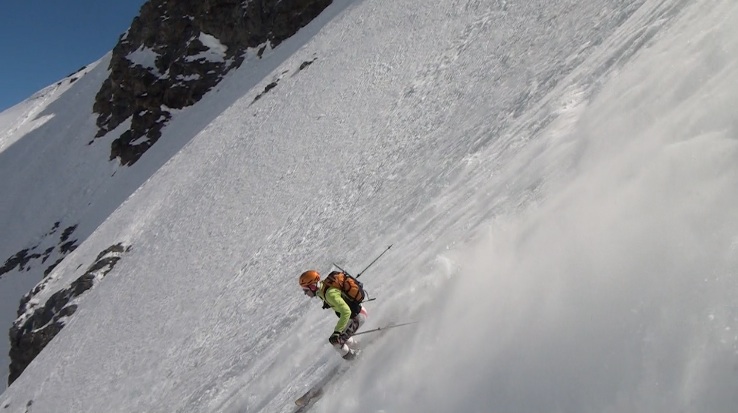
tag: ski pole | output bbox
[356,245,392,279]
[332,262,351,276]
[333,244,393,279]
[352,321,417,336]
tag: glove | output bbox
[329,332,345,346]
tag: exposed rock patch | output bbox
[7,243,131,385]
[0,223,78,280]
[93,0,332,166]
[251,58,317,104]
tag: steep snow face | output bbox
[2,0,738,412]
[338,1,738,412]
[0,61,108,387]
[0,0,360,389]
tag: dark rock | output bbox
[0,250,40,278]
[252,80,280,103]
[93,0,333,166]
[7,244,130,385]
[60,225,77,243]
[298,58,317,71]
[1,223,79,280]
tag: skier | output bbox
[299,269,368,360]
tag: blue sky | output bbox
[0,0,148,112]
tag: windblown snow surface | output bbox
[1,0,738,412]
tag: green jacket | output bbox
[317,283,353,333]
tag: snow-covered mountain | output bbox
[0,0,340,387]
[2,0,738,412]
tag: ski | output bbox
[293,321,414,411]
[294,364,347,411]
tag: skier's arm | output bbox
[325,288,352,333]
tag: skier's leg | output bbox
[345,307,368,336]
[344,307,368,350]
[356,306,367,328]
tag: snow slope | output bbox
[2,0,738,412]
[0,0,362,386]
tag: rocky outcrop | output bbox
[8,244,130,385]
[0,223,78,281]
[250,56,317,104]
[93,0,332,166]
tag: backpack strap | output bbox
[319,282,331,309]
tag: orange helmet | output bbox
[299,270,320,288]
